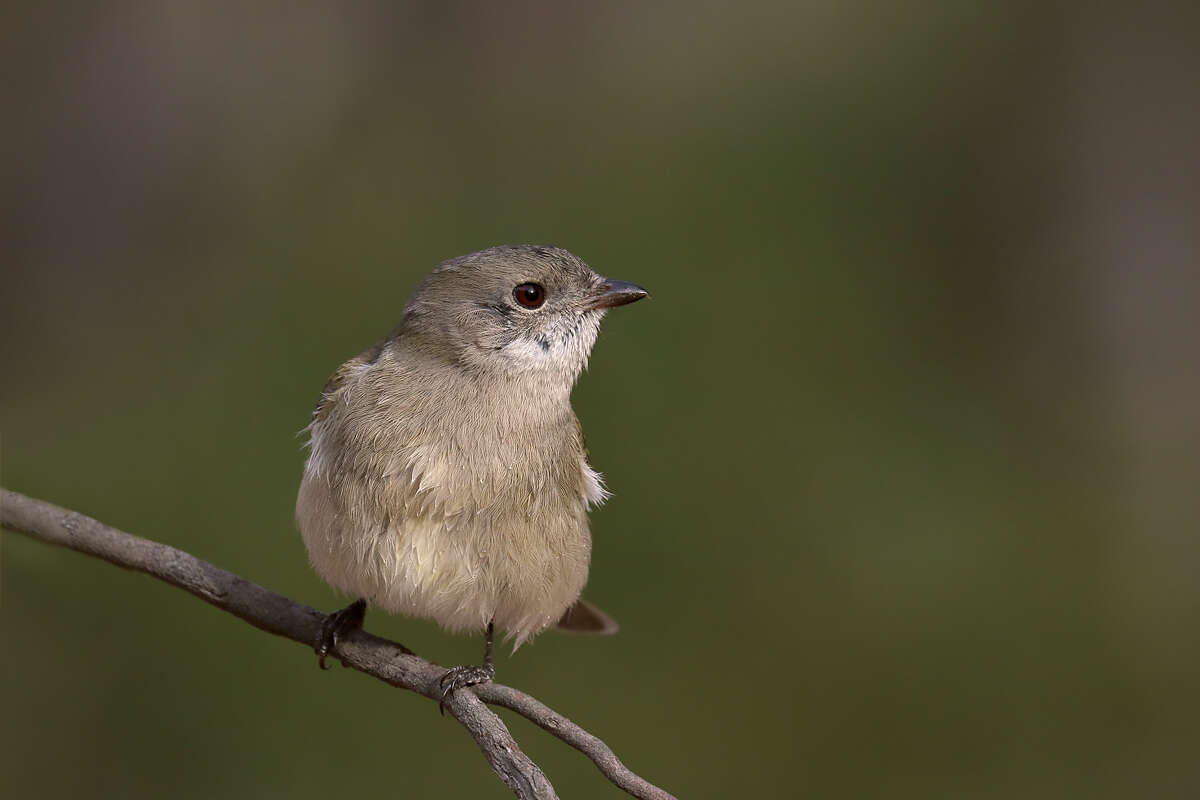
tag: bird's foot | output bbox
[438,662,496,714]
[316,598,366,670]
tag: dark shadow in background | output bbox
[3,2,1198,797]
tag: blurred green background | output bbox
[4,2,1199,797]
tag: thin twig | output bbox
[0,488,676,800]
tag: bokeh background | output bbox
[4,2,1199,797]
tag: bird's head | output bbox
[400,245,647,385]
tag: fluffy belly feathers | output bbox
[296,433,593,648]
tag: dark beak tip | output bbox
[592,279,649,309]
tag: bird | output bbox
[295,244,648,705]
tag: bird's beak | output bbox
[586,279,649,310]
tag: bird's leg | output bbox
[439,620,496,714]
[316,598,367,670]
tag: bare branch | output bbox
[0,488,676,800]
[478,684,679,800]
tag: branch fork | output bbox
[1,488,675,800]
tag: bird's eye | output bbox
[513,283,546,309]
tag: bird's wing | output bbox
[311,341,386,424]
[556,599,619,634]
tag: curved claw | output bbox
[314,598,367,670]
[438,663,496,715]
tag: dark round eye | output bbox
[513,282,546,309]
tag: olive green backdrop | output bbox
[4,2,1199,798]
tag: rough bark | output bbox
[0,488,676,800]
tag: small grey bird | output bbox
[296,245,647,703]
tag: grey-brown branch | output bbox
[0,488,676,800]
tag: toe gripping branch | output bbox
[316,603,495,716]
[316,598,367,670]
[438,620,496,715]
